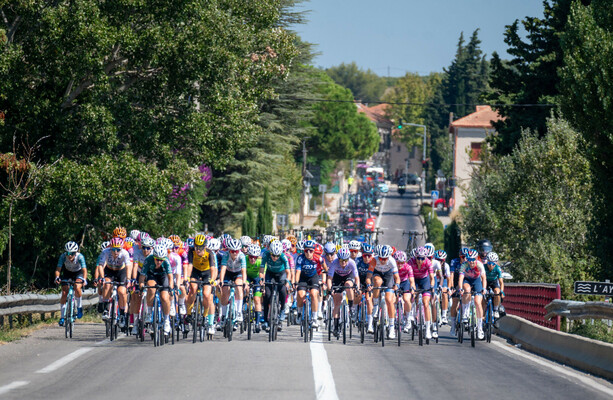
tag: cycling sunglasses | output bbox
[379,257,388,262]
[67,252,77,256]
[111,248,122,252]
[142,246,152,251]
[304,249,314,253]
[417,256,425,260]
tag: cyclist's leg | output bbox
[461,281,472,320]
[235,276,244,320]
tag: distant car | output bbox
[378,183,389,193]
[407,173,421,185]
[434,198,446,210]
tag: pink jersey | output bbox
[284,250,295,270]
[408,257,433,279]
[398,262,412,282]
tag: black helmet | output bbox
[476,239,493,256]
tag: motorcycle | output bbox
[398,185,406,196]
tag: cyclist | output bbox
[448,247,467,336]
[355,243,375,332]
[326,248,359,337]
[476,239,493,264]
[484,252,504,319]
[322,242,337,271]
[99,237,132,328]
[348,240,362,260]
[165,238,187,316]
[240,236,252,254]
[394,250,415,333]
[294,240,324,328]
[246,244,264,332]
[138,244,174,334]
[261,240,290,331]
[434,250,450,324]
[281,238,295,319]
[95,241,110,313]
[55,241,87,326]
[408,246,435,339]
[458,248,487,340]
[186,234,218,336]
[219,238,247,325]
[130,236,155,334]
[365,244,399,338]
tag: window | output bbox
[470,142,482,161]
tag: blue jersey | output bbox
[295,254,322,278]
[355,256,371,276]
[450,258,462,273]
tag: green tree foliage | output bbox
[444,220,462,261]
[420,205,444,250]
[461,118,596,295]
[242,207,257,237]
[325,62,397,102]
[484,0,589,155]
[310,72,379,161]
[256,187,273,235]
[559,0,612,279]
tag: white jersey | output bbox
[99,248,130,269]
[168,252,183,277]
[372,256,398,273]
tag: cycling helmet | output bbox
[130,229,140,240]
[394,251,407,263]
[270,241,283,256]
[314,243,323,256]
[194,234,207,247]
[153,244,167,259]
[113,226,127,239]
[297,240,305,251]
[240,236,252,247]
[476,239,493,256]
[169,235,182,246]
[110,237,124,248]
[65,241,79,253]
[434,250,447,260]
[338,248,351,260]
[374,244,383,256]
[142,237,155,248]
[140,232,151,242]
[415,247,428,258]
[262,235,273,247]
[361,244,373,254]
[460,247,470,257]
[101,241,110,251]
[247,244,261,257]
[162,238,174,250]
[487,252,499,263]
[207,238,221,251]
[423,243,435,257]
[348,240,361,251]
[186,237,194,248]
[155,237,165,245]
[281,239,292,252]
[286,235,297,246]
[303,240,316,250]
[227,238,242,251]
[379,245,393,258]
[410,248,417,258]
[323,242,337,254]
[124,237,135,248]
[466,249,478,260]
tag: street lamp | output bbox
[402,123,427,204]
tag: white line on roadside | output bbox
[491,341,613,397]
[310,331,339,400]
[36,347,93,374]
[376,197,386,231]
[0,381,29,396]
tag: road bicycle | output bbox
[264,279,285,342]
[355,287,368,344]
[222,281,239,342]
[395,289,404,347]
[299,285,318,343]
[411,289,430,346]
[402,230,425,253]
[103,280,121,341]
[459,290,479,348]
[242,283,255,340]
[330,285,353,344]
[371,286,388,347]
[142,284,167,347]
[60,279,78,339]
[483,288,502,343]
[191,279,213,342]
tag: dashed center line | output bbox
[310,331,339,400]
[0,381,29,395]
[36,347,93,374]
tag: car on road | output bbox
[407,173,421,185]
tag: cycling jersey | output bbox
[261,252,289,274]
[397,261,412,282]
[295,254,323,278]
[141,255,172,276]
[284,251,295,270]
[355,256,371,276]
[327,258,358,278]
[408,257,433,279]
[485,262,503,282]
[188,248,217,272]
[99,248,131,269]
[221,252,247,273]
[368,256,398,274]
[459,261,486,279]
[57,252,86,272]
[133,246,145,269]
[431,258,442,276]
[246,257,262,280]
[176,247,189,265]
[168,252,183,276]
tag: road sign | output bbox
[318,184,327,193]
[431,190,439,200]
[574,281,613,295]
[277,214,288,228]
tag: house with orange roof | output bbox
[357,103,421,179]
[450,105,504,208]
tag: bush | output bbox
[420,205,444,250]
[444,219,462,259]
[569,320,613,344]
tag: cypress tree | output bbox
[257,187,273,235]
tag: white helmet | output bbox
[281,239,292,252]
[269,241,283,256]
[348,240,361,251]
[130,229,140,240]
[101,241,110,251]
[240,236,252,246]
[227,238,242,251]
[65,241,79,253]
[423,243,435,257]
[207,238,221,251]
[153,244,167,259]
[379,245,393,258]
[142,237,155,248]
[247,244,261,257]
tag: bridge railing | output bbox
[503,282,561,330]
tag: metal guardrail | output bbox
[544,299,613,320]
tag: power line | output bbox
[276,96,556,108]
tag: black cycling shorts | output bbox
[61,269,85,283]
[331,274,354,293]
[191,269,211,283]
[146,273,170,291]
[104,267,127,286]
[298,274,320,289]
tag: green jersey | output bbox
[246,257,263,279]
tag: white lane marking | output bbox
[376,197,386,231]
[36,347,93,374]
[0,381,29,396]
[491,341,613,397]
[310,331,339,400]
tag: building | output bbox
[357,103,421,180]
[450,105,504,208]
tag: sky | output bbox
[294,0,545,76]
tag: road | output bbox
[1,185,612,400]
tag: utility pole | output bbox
[300,137,310,225]
[403,123,427,204]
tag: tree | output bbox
[242,207,256,237]
[461,117,596,295]
[326,62,396,102]
[257,187,273,235]
[559,0,613,279]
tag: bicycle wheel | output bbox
[342,303,347,345]
[153,301,159,347]
[192,295,200,343]
[396,301,402,347]
[170,314,175,345]
[418,303,424,347]
[269,291,277,342]
[326,297,333,341]
[159,305,165,347]
[470,303,476,348]
[226,300,234,342]
[458,317,464,343]
[138,315,145,342]
[303,302,310,343]
[247,297,253,340]
[125,290,131,337]
[359,301,366,344]
[379,306,385,347]
[486,301,493,343]
[65,294,72,339]
[110,298,117,341]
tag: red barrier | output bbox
[504,283,561,330]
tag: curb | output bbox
[496,315,613,380]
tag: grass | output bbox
[0,308,102,344]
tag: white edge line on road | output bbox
[0,381,29,396]
[36,347,93,374]
[376,197,386,230]
[310,332,340,400]
[491,341,613,397]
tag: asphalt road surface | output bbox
[1,185,612,400]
